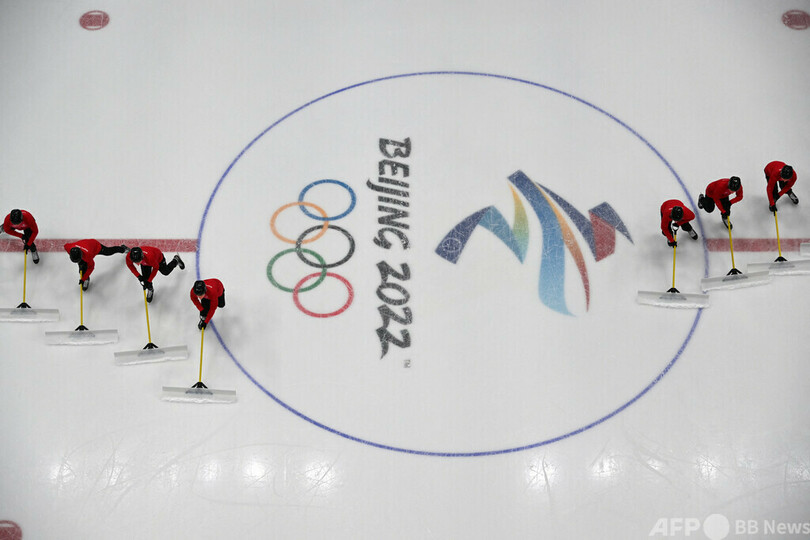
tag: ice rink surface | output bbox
[1,1,809,539]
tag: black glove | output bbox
[668,240,677,247]
[769,204,777,213]
[198,318,207,330]
[142,280,153,290]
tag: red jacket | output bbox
[660,199,695,243]
[3,210,38,244]
[63,239,103,280]
[125,246,164,283]
[705,178,743,210]
[191,279,225,323]
[764,161,797,206]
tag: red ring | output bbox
[292,272,354,318]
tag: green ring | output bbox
[266,248,327,292]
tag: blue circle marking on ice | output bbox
[197,71,708,457]
[298,179,357,221]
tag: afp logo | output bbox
[435,169,633,315]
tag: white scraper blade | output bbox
[636,290,710,309]
[115,345,189,366]
[700,270,771,292]
[0,306,60,322]
[747,258,810,276]
[45,328,119,345]
[161,385,237,404]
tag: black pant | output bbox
[21,229,37,253]
[77,244,126,275]
[701,197,730,215]
[140,256,179,281]
[674,222,694,234]
[663,221,694,239]
[199,293,226,319]
[771,180,794,202]
[99,244,127,256]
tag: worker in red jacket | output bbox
[697,176,743,229]
[660,200,698,247]
[125,246,185,302]
[764,161,798,212]
[191,279,225,330]
[3,209,40,264]
[64,239,128,290]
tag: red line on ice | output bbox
[0,238,198,253]
[706,238,810,252]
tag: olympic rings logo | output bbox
[267,179,357,318]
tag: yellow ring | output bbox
[270,202,329,244]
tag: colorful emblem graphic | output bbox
[436,170,633,315]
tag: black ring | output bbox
[295,225,355,268]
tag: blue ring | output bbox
[197,71,707,457]
[298,179,356,221]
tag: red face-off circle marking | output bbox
[0,520,23,540]
[79,10,110,30]
[782,10,810,30]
